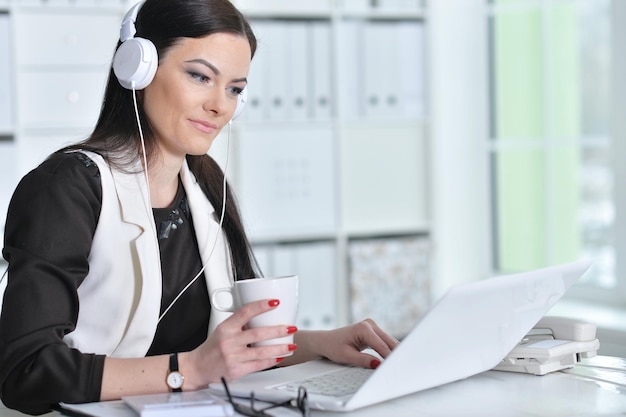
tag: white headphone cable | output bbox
[132,84,152,201]
[157,122,230,323]
[0,266,7,287]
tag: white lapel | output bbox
[107,158,162,355]
[180,160,234,333]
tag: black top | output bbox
[0,152,210,414]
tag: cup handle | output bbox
[210,287,236,312]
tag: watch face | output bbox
[167,371,184,389]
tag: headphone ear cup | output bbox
[113,37,158,90]
[231,87,247,122]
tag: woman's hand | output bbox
[180,299,297,389]
[285,318,400,369]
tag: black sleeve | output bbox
[0,152,105,415]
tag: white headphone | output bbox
[112,1,247,121]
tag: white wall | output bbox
[613,0,626,299]
[427,0,491,298]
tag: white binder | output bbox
[286,21,311,121]
[272,242,337,331]
[397,21,426,118]
[363,22,399,119]
[337,19,364,120]
[244,20,272,122]
[263,21,290,121]
[311,20,333,121]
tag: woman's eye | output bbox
[188,71,211,84]
[227,86,244,97]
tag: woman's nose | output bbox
[203,89,229,116]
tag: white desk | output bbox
[2,356,626,417]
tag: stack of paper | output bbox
[122,390,233,417]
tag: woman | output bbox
[0,0,398,414]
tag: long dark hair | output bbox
[64,0,260,281]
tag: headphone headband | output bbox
[120,1,143,42]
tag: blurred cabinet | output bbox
[0,0,128,247]
[0,8,13,227]
[11,4,121,176]
[228,1,431,332]
[1,0,431,333]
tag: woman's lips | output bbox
[190,119,218,134]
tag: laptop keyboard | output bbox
[275,367,374,397]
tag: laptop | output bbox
[209,259,591,412]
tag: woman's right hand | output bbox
[179,298,297,390]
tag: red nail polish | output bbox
[370,359,381,369]
[276,357,285,363]
[288,344,297,351]
[268,299,280,307]
[286,326,298,334]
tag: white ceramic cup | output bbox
[211,275,299,352]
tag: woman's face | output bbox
[143,32,251,161]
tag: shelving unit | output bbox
[0,0,130,281]
[230,0,430,334]
[0,0,430,336]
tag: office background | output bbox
[0,0,624,356]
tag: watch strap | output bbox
[169,352,179,372]
[168,353,183,392]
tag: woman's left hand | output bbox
[284,318,400,369]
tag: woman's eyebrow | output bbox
[185,58,248,83]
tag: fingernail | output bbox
[370,359,381,369]
[288,344,297,351]
[286,326,298,334]
[276,357,285,363]
[268,299,280,307]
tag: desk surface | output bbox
[2,356,626,417]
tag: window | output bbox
[487,0,617,300]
